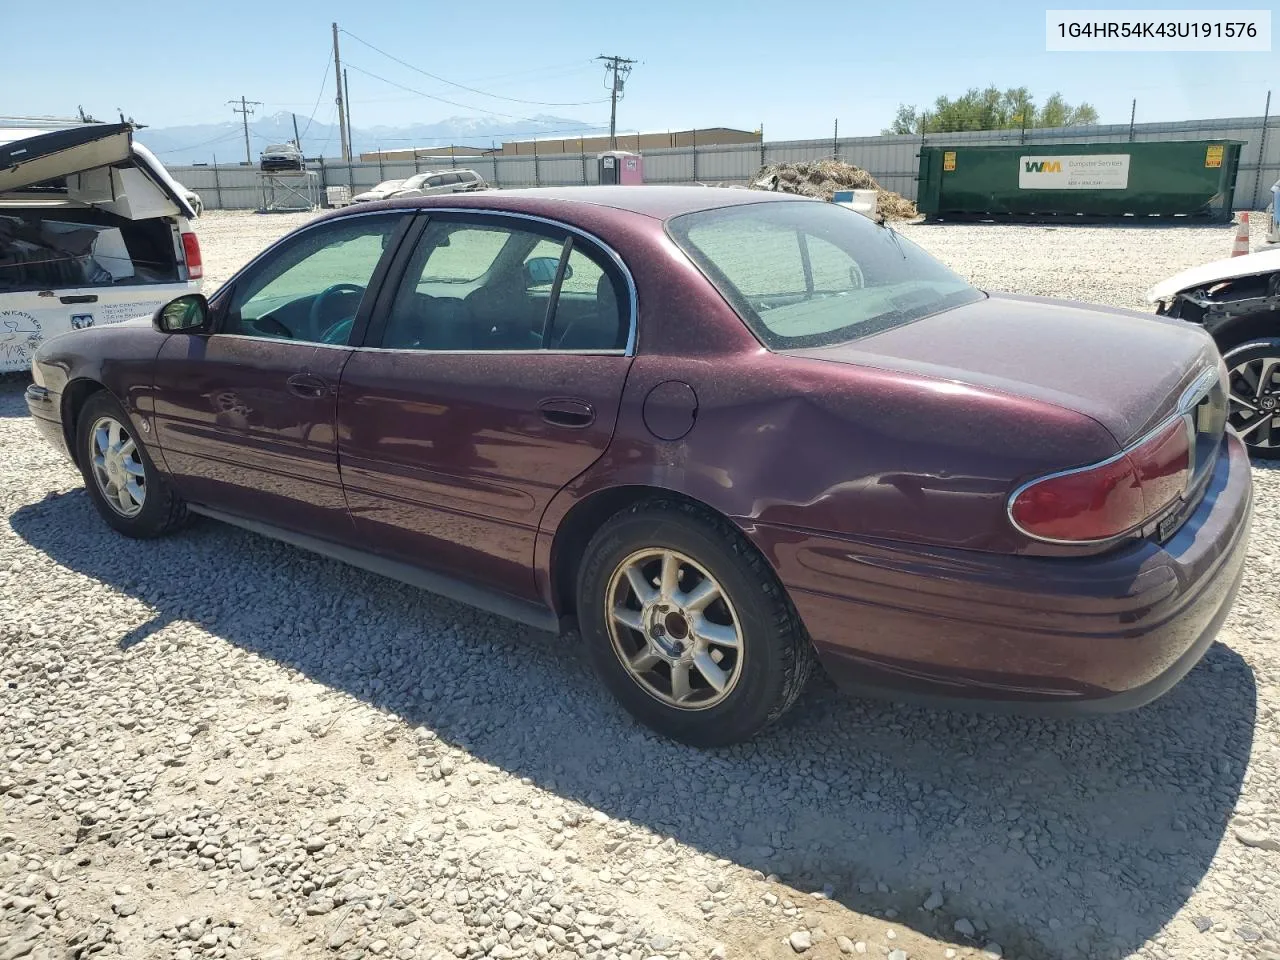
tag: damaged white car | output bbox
[0,121,202,374]
[1148,246,1280,458]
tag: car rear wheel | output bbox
[576,499,815,746]
[76,391,189,538]
[1223,338,1280,459]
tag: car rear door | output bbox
[151,212,410,534]
[336,211,635,599]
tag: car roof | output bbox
[337,185,811,223]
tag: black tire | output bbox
[577,499,815,747]
[1221,338,1280,460]
[75,391,189,538]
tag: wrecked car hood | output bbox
[0,122,196,220]
[1147,247,1280,302]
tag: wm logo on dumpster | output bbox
[1023,160,1062,173]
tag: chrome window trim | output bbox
[1006,366,1221,546]
[208,205,639,358]
[404,207,639,356]
[210,333,627,357]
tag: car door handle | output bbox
[287,373,330,399]
[538,397,595,428]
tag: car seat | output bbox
[554,274,625,350]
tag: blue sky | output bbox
[7,0,1277,141]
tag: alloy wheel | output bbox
[1227,355,1280,450]
[88,416,147,517]
[605,548,744,710]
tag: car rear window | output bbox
[667,200,983,349]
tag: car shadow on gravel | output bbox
[11,490,1257,960]
[0,376,32,418]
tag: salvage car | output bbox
[26,187,1252,745]
[389,169,486,198]
[259,143,304,173]
[351,179,405,204]
[1148,246,1280,457]
[1,121,202,374]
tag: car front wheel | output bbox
[577,499,815,746]
[1223,338,1280,458]
[76,391,189,538]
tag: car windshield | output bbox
[667,200,984,349]
[373,180,404,192]
[401,174,432,189]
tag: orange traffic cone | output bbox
[1231,212,1251,257]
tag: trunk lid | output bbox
[789,292,1221,445]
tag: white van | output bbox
[0,121,202,374]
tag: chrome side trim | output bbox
[208,334,629,358]
[209,205,640,357]
[1006,366,1221,547]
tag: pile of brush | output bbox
[750,159,918,220]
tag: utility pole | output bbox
[344,68,354,159]
[332,22,349,161]
[291,112,302,153]
[228,96,262,165]
[597,55,636,149]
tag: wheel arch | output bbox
[1211,309,1280,354]
[60,378,109,467]
[547,484,744,622]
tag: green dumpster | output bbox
[917,140,1242,221]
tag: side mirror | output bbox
[523,257,571,288]
[153,294,211,334]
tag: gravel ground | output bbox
[1,209,1278,960]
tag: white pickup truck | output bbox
[0,121,202,373]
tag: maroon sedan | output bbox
[25,187,1252,746]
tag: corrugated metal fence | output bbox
[170,113,1280,213]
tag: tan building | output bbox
[501,127,761,155]
[358,127,761,163]
[357,145,491,163]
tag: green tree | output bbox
[883,87,1099,135]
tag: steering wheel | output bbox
[309,283,365,338]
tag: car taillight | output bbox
[1009,417,1191,543]
[181,231,203,280]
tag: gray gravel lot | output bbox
[1,209,1278,960]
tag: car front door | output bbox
[151,212,408,534]
[337,212,634,599]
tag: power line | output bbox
[339,29,610,107]
[153,130,244,156]
[299,52,332,143]
[345,62,585,124]
[227,96,263,164]
[461,61,599,86]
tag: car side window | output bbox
[544,245,627,351]
[226,215,401,345]
[379,217,628,353]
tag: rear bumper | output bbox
[25,384,70,460]
[745,432,1253,712]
